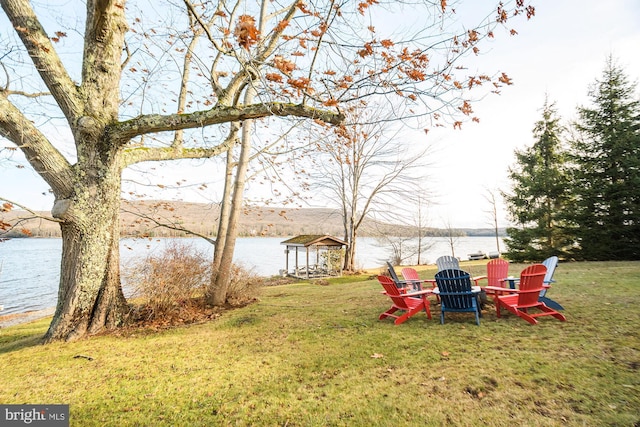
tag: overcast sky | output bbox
[424,0,640,227]
[2,0,640,228]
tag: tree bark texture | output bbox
[210,148,235,283]
[45,162,128,342]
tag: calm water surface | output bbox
[0,236,503,316]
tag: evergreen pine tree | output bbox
[503,98,574,262]
[568,58,640,260]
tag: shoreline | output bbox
[0,307,54,328]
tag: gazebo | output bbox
[281,235,347,279]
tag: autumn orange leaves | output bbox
[234,15,260,50]
[0,203,12,232]
[0,202,32,236]
[224,1,530,129]
[497,1,536,23]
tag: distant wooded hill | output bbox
[2,200,505,238]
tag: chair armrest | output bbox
[405,289,433,297]
[432,287,480,295]
[483,286,516,295]
[491,287,543,297]
[422,279,437,289]
[471,275,487,285]
[401,279,434,285]
[380,288,409,295]
[499,277,519,289]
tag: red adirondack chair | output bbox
[495,264,567,325]
[377,275,432,325]
[473,258,510,288]
[401,267,436,292]
[473,258,510,303]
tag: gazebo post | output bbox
[285,247,290,276]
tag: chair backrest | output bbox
[516,264,547,306]
[386,262,404,288]
[401,267,422,292]
[542,256,558,283]
[434,269,475,309]
[486,258,510,287]
[540,256,558,298]
[436,256,460,271]
[377,275,410,309]
[401,267,419,281]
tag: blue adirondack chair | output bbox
[434,268,481,325]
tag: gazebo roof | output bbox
[281,234,347,248]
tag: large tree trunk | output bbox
[44,161,128,342]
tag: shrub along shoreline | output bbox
[0,261,638,426]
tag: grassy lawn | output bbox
[1,261,639,426]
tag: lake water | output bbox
[0,236,503,316]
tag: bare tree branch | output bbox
[1,0,82,120]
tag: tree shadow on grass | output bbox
[0,317,49,354]
[0,333,44,354]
